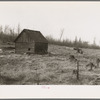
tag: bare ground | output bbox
[0,44,100,85]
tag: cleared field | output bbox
[0,44,100,85]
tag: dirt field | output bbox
[0,44,100,85]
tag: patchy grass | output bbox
[0,44,100,85]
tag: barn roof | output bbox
[14,29,48,43]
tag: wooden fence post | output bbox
[35,68,40,85]
[37,74,40,85]
[76,60,79,80]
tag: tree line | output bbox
[46,35,100,49]
[0,25,99,49]
[0,25,20,43]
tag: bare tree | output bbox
[4,25,10,34]
[60,28,64,41]
[17,23,21,35]
[9,28,15,42]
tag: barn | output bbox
[14,29,48,54]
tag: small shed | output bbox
[14,29,48,54]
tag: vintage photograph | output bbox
[0,1,100,85]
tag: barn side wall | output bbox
[35,42,48,54]
[15,42,35,54]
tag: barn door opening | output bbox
[28,48,31,51]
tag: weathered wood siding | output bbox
[15,30,48,54]
[15,42,35,53]
[35,43,48,54]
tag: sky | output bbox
[0,1,100,45]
